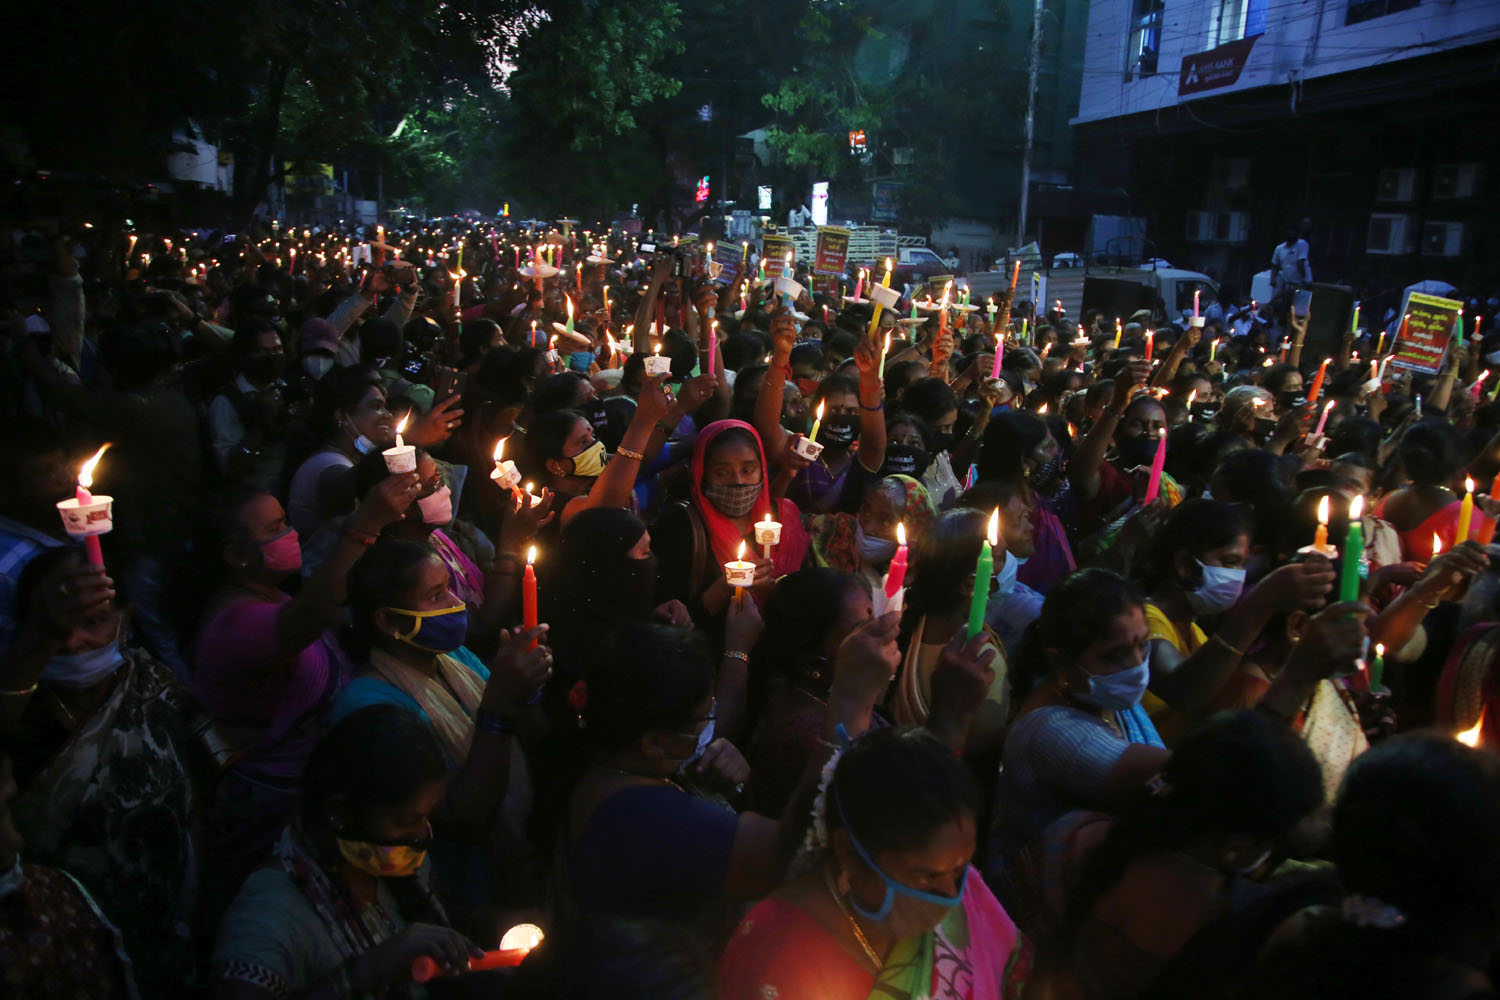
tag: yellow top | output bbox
[1142,602,1209,746]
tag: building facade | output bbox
[1071,0,1500,298]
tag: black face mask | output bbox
[883,444,931,477]
[933,431,956,453]
[1115,435,1159,468]
[785,415,813,437]
[243,355,285,383]
[1031,451,1065,492]
[818,414,859,449]
[585,397,609,430]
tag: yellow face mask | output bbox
[335,824,432,878]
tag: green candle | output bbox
[967,509,1000,640]
[1340,496,1365,603]
[1369,642,1385,690]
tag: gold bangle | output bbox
[0,682,39,697]
[617,446,645,461]
[1210,633,1246,657]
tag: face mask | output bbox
[0,858,22,899]
[702,480,763,518]
[818,414,859,449]
[794,377,820,398]
[682,716,716,769]
[1031,452,1065,492]
[302,355,334,380]
[1185,561,1246,615]
[335,826,432,878]
[994,548,1019,596]
[884,444,931,477]
[1116,436,1159,468]
[933,431,956,453]
[585,397,609,430]
[835,792,968,923]
[564,440,607,479]
[42,623,125,690]
[260,528,303,575]
[244,355,285,383]
[1075,652,1152,713]
[416,485,453,526]
[856,525,898,563]
[568,350,594,373]
[384,603,469,654]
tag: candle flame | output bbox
[526,545,537,565]
[1467,477,1476,493]
[493,438,506,462]
[815,400,825,420]
[1434,532,1443,558]
[499,923,545,953]
[653,342,661,355]
[78,444,110,488]
[896,522,907,546]
[524,481,534,494]
[1317,495,1330,526]
[1038,404,1049,415]
[1457,707,1485,747]
[737,540,747,560]
[987,508,1001,546]
[1350,494,1364,520]
[566,298,574,319]
[395,413,409,438]
[1187,389,1197,406]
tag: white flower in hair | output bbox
[787,747,843,878]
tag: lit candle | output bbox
[809,400,825,443]
[564,296,575,335]
[521,481,543,509]
[1313,399,1335,439]
[1313,495,1331,552]
[1009,258,1021,296]
[59,444,112,566]
[1474,371,1491,398]
[854,268,865,301]
[1193,288,1201,318]
[879,331,891,380]
[1456,707,1485,747]
[1143,330,1154,362]
[1369,642,1385,690]
[523,546,538,642]
[644,341,671,376]
[1458,477,1476,542]
[1113,318,1123,349]
[1307,358,1330,404]
[1210,338,1219,361]
[725,540,756,602]
[754,512,782,559]
[1433,532,1443,560]
[1340,495,1365,601]
[1142,428,1167,504]
[383,414,415,473]
[991,333,1005,378]
[705,319,718,378]
[868,257,894,336]
[966,509,1000,640]
[490,438,521,491]
[884,522,909,597]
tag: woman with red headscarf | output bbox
[655,419,811,629]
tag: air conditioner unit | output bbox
[1217,212,1251,243]
[1185,211,1215,242]
[1433,163,1481,199]
[1422,221,1466,257]
[1212,157,1251,190]
[1367,213,1416,255]
[1376,168,1419,203]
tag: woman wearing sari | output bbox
[721,726,1028,1000]
[807,474,936,592]
[0,547,202,994]
[1375,422,1490,561]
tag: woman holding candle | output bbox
[191,473,421,892]
[976,409,1078,595]
[655,420,811,623]
[806,475,936,592]
[211,706,486,999]
[1376,422,1489,560]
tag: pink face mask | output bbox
[259,528,303,574]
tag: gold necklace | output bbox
[824,864,883,970]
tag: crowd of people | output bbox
[2,214,1500,1000]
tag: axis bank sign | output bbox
[1179,35,1261,96]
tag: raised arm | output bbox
[754,309,798,462]
[560,375,673,527]
[1071,360,1149,501]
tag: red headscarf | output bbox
[690,419,810,578]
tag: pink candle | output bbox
[1193,289,1201,318]
[706,320,717,378]
[884,523,909,597]
[991,334,1004,378]
[1314,399,1335,437]
[1142,429,1167,505]
[854,268,865,300]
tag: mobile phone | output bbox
[432,365,461,400]
[1293,289,1312,319]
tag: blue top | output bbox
[568,784,738,923]
[327,645,490,734]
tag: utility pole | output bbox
[1016,0,1046,250]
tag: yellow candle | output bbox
[809,400,825,442]
[1457,477,1475,542]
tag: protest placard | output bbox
[1389,291,1464,375]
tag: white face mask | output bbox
[417,484,453,526]
[856,525,898,563]
[1185,560,1246,615]
[41,621,125,690]
[1075,650,1152,712]
[302,355,335,380]
[994,548,1019,595]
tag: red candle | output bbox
[1143,330,1154,362]
[412,948,531,982]
[523,546,538,646]
[884,523,909,598]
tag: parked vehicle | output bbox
[968,264,1218,327]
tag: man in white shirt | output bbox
[1271,226,1311,297]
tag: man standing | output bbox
[1271,225,1311,297]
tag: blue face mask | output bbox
[835,792,968,922]
[383,603,469,653]
[1075,652,1152,713]
[568,350,594,373]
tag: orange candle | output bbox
[523,546,538,645]
[1307,358,1330,403]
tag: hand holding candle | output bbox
[412,923,544,983]
[725,540,756,603]
[1340,496,1365,602]
[966,510,1000,640]
[1142,428,1167,505]
[523,546,539,645]
[754,513,781,559]
[57,444,113,567]
[490,438,521,492]
[383,415,416,473]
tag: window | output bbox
[1213,0,1265,45]
[1346,0,1419,26]
[1127,0,1164,79]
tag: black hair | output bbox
[901,376,959,424]
[902,508,987,639]
[884,359,925,401]
[826,726,978,857]
[581,624,715,749]
[459,318,502,368]
[812,372,859,406]
[663,328,698,379]
[730,361,768,424]
[977,409,1048,484]
[749,568,867,716]
[885,408,934,451]
[1013,568,1145,701]
[230,317,279,359]
[1064,711,1322,943]
[99,321,180,389]
[359,316,402,362]
[523,408,591,483]
[1263,364,1301,396]
[789,342,824,372]
[302,703,447,822]
[533,371,590,416]
[1143,498,1252,592]
[344,538,441,659]
[956,478,1027,513]
[1397,420,1464,488]
[310,364,384,440]
[823,329,858,362]
[722,331,769,373]
[1213,448,1295,545]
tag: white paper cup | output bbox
[791,435,825,461]
[643,355,672,377]
[867,284,901,310]
[724,561,757,587]
[56,496,113,537]
[754,521,782,548]
[775,275,805,301]
[1189,316,1205,328]
[491,460,521,490]
[383,445,417,474]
